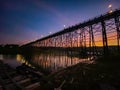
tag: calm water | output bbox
[0,54,22,68]
[0,51,90,72]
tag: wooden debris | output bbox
[0,60,42,90]
[54,80,66,90]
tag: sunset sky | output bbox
[1,0,120,45]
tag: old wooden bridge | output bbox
[22,9,120,56]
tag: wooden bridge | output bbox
[22,9,120,56]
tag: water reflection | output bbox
[17,54,34,68]
[21,51,90,72]
[0,54,22,68]
[0,51,90,72]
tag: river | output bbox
[0,51,90,73]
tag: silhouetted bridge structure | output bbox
[22,9,120,56]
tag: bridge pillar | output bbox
[89,25,96,56]
[79,29,87,56]
[101,21,109,55]
[115,16,120,52]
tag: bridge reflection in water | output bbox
[17,51,92,72]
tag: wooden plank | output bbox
[17,78,31,84]
[25,82,40,90]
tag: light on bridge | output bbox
[41,35,44,38]
[49,32,52,34]
[108,4,112,8]
[109,10,113,13]
[63,25,66,28]
[108,4,113,13]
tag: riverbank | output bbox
[40,54,120,90]
[0,60,42,90]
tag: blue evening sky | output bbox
[0,0,120,44]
